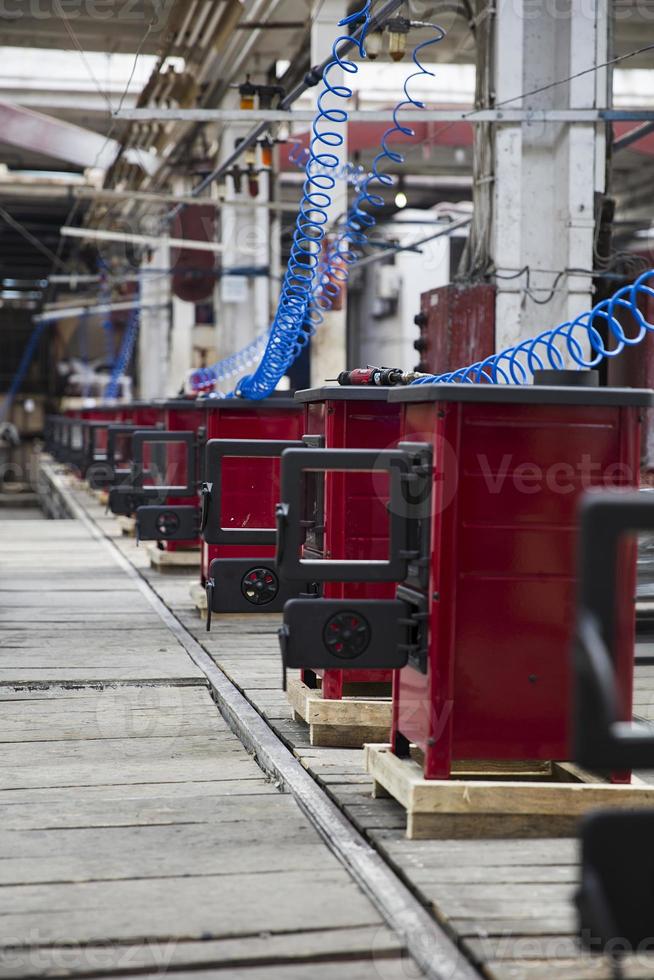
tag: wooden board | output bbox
[117,516,136,536]
[364,743,654,839]
[60,469,654,978]
[0,464,420,980]
[146,543,200,572]
[0,926,403,980]
[190,580,208,619]
[287,677,392,748]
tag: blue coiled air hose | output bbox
[191,16,446,398]
[411,269,654,385]
[191,2,373,399]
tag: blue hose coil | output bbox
[106,299,140,399]
[191,2,373,398]
[411,269,654,385]
[98,259,116,369]
[308,23,445,334]
[191,17,445,398]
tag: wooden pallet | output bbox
[189,581,208,619]
[287,677,392,748]
[364,742,654,840]
[117,516,136,537]
[147,544,200,573]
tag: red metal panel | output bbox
[417,283,496,375]
[607,283,654,471]
[301,394,402,699]
[393,397,641,780]
[171,206,215,303]
[161,404,207,552]
[200,402,303,582]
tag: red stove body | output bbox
[112,402,164,470]
[201,397,303,583]
[136,400,208,552]
[132,403,162,428]
[71,406,127,474]
[296,387,402,698]
[80,405,131,472]
[388,384,652,780]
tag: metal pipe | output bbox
[614,119,654,152]
[165,0,407,222]
[36,299,169,323]
[72,186,301,212]
[116,107,654,124]
[351,215,472,269]
[60,226,258,254]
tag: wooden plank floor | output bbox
[0,500,420,978]
[47,472,654,980]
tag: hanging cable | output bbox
[411,268,654,385]
[77,309,92,400]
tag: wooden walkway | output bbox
[5,464,654,979]
[0,488,420,979]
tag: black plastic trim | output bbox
[575,492,654,770]
[294,386,393,403]
[203,438,305,545]
[131,429,196,497]
[389,383,654,407]
[277,447,413,582]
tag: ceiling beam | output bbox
[0,99,157,174]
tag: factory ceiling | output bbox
[0,1,653,293]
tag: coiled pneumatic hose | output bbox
[191,2,374,398]
[411,269,654,385]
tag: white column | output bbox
[138,243,170,399]
[167,295,195,396]
[310,0,348,386]
[492,1,609,352]
[216,90,269,382]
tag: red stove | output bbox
[80,406,132,479]
[51,405,129,472]
[103,402,168,515]
[198,396,304,619]
[277,380,652,780]
[291,387,402,699]
[131,400,208,550]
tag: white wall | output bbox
[356,210,458,370]
[358,210,455,371]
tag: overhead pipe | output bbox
[165,0,407,224]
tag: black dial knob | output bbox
[241,566,279,605]
[155,511,181,538]
[323,611,371,660]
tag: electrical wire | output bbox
[468,41,654,118]
[98,260,117,369]
[78,309,92,400]
[45,15,158,311]
[0,207,67,272]
[419,38,654,159]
